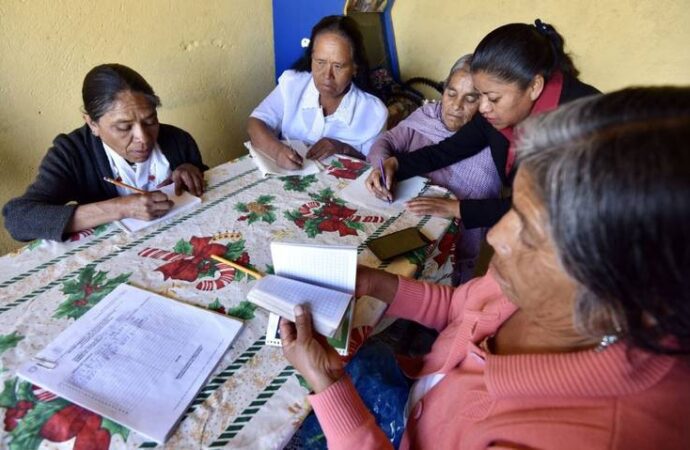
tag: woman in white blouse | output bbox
[247,15,388,169]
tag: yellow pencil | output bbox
[103,177,147,194]
[210,255,264,279]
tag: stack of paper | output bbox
[116,183,201,233]
[18,284,243,444]
[244,140,321,177]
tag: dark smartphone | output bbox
[366,227,430,261]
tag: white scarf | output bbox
[103,143,171,196]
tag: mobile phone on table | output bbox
[366,227,430,261]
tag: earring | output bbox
[595,333,620,352]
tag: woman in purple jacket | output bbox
[367,55,502,284]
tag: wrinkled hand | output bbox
[365,157,398,202]
[275,145,304,170]
[117,191,173,220]
[280,305,344,393]
[161,163,204,196]
[306,137,343,160]
[406,197,460,218]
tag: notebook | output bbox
[244,140,321,177]
[339,168,428,216]
[116,183,201,233]
[247,275,351,338]
[248,242,357,339]
[18,284,243,444]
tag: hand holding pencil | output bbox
[103,177,174,221]
[365,157,397,203]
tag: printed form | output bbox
[19,284,243,443]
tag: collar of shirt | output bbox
[299,76,356,126]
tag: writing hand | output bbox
[117,191,173,220]
[280,305,344,393]
[365,157,398,201]
[275,145,304,170]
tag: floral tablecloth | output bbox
[0,155,454,449]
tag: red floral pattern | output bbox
[327,157,368,180]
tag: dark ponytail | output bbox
[470,20,579,89]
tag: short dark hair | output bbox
[291,15,371,92]
[471,20,579,89]
[82,64,161,121]
[517,86,690,355]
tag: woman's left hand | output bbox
[406,197,460,219]
[164,163,204,196]
[306,137,344,160]
[280,305,345,393]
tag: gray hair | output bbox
[443,54,472,88]
[516,87,690,354]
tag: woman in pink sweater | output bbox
[280,86,690,449]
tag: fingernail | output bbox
[295,304,304,316]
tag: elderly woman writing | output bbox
[281,87,690,449]
[368,20,599,230]
[368,55,501,283]
[247,15,387,169]
[3,64,207,242]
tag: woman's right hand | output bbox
[365,157,398,202]
[117,192,174,220]
[280,305,344,393]
[275,144,304,170]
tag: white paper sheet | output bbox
[116,183,202,233]
[244,140,321,177]
[18,284,243,443]
[339,168,428,216]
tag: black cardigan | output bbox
[396,76,600,229]
[3,124,207,242]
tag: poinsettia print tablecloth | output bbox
[0,155,454,449]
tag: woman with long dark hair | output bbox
[367,20,598,230]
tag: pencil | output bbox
[210,255,264,279]
[103,177,147,194]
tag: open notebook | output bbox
[339,168,428,216]
[116,183,201,233]
[18,284,243,444]
[247,242,357,339]
[244,140,321,177]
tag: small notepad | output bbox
[116,183,201,233]
[247,275,352,337]
[340,168,428,216]
[244,140,321,177]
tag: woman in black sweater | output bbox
[367,20,599,229]
[3,64,207,242]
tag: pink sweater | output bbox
[309,273,690,449]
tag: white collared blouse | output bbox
[250,70,387,157]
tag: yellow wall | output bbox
[2,0,689,254]
[391,1,690,91]
[0,0,274,254]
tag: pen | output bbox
[378,160,392,203]
[103,177,147,194]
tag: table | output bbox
[0,155,454,449]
